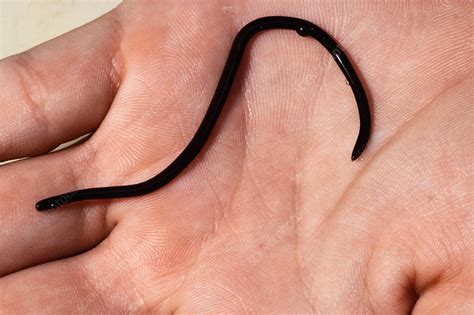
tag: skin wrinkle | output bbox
[412,253,443,297]
[222,103,249,224]
[173,106,190,149]
[367,76,469,174]
[300,48,331,123]
[47,156,82,209]
[244,163,276,217]
[200,173,226,238]
[295,259,319,313]
[11,53,53,154]
[193,67,248,223]
[454,210,474,257]
[241,124,292,211]
[376,21,408,82]
[363,244,382,312]
[155,253,207,311]
[90,202,113,247]
[103,240,148,311]
[93,11,125,100]
[276,41,320,314]
[204,159,240,233]
[150,231,202,276]
[293,49,337,240]
[144,105,240,240]
[292,51,354,238]
[109,56,124,92]
[0,111,28,161]
[439,215,469,275]
[247,148,298,204]
[391,11,415,57]
[404,214,468,296]
[212,279,251,313]
[294,187,319,310]
[283,152,303,308]
[203,152,243,227]
[342,247,375,312]
[152,276,186,313]
[72,141,101,191]
[365,237,414,313]
[291,125,318,313]
[190,278,250,313]
[138,226,216,308]
[74,256,109,311]
[434,222,463,277]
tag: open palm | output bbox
[1,1,472,313]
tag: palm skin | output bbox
[0,1,472,313]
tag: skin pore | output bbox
[0,1,472,313]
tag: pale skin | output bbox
[0,0,472,313]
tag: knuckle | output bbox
[11,53,51,136]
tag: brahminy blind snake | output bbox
[36,16,371,211]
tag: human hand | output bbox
[1,1,472,313]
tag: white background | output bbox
[0,0,121,58]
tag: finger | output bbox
[0,9,124,162]
[0,143,111,276]
[0,237,158,313]
[0,243,109,313]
